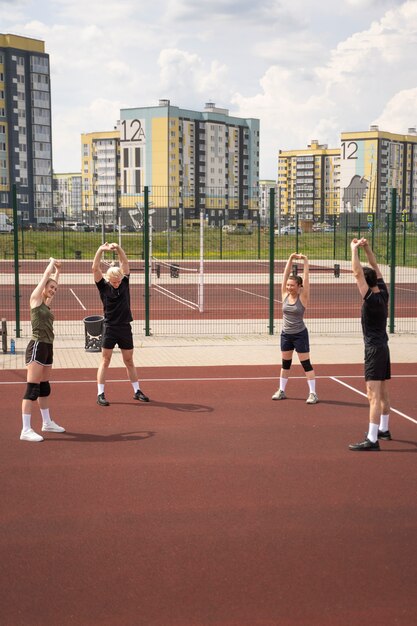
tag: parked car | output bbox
[0,212,13,233]
[312,223,334,233]
[275,225,302,235]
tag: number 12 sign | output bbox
[121,118,146,143]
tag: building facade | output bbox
[81,130,120,225]
[0,33,53,224]
[259,179,277,226]
[53,172,82,220]
[340,126,417,221]
[278,140,340,224]
[118,100,260,229]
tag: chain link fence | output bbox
[1,186,416,338]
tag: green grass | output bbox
[1,228,417,267]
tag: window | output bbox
[135,170,141,193]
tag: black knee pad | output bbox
[282,358,292,370]
[23,382,40,401]
[39,381,51,397]
[301,359,313,372]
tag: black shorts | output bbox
[102,323,134,350]
[364,344,391,381]
[281,328,310,353]
[25,340,53,366]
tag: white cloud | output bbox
[232,0,417,175]
[374,87,417,133]
[158,48,229,104]
[2,0,415,177]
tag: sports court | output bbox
[1,335,416,625]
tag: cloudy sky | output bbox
[1,0,416,178]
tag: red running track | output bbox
[3,282,417,321]
[1,363,416,625]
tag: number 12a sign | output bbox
[121,119,145,142]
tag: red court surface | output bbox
[3,282,417,322]
[1,363,417,626]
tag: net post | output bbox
[389,188,396,334]
[12,184,21,338]
[144,186,151,336]
[199,208,204,312]
[268,187,275,335]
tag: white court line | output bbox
[153,284,199,310]
[1,374,417,386]
[331,376,417,425]
[396,286,417,292]
[69,288,87,310]
[235,287,282,303]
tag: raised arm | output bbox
[109,243,130,275]
[92,242,112,283]
[298,254,310,306]
[51,259,61,283]
[30,258,61,308]
[360,238,382,279]
[351,238,368,297]
[281,252,298,297]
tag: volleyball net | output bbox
[151,257,204,312]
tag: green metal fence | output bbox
[1,186,416,338]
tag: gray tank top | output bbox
[282,295,306,334]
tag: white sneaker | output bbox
[306,392,319,404]
[42,420,66,433]
[20,428,44,442]
[272,389,286,400]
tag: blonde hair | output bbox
[105,267,123,282]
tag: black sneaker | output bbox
[97,393,110,406]
[349,437,380,451]
[378,429,391,440]
[133,389,150,402]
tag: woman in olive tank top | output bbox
[20,258,66,442]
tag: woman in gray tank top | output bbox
[272,252,318,404]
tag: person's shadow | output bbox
[106,400,213,413]
[381,439,417,453]
[47,430,156,443]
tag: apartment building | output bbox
[81,130,119,225]
[259,179,277,226]
[118,100,260,228]
[53,172,82,219]
[0,33,53,224]
[340,126,417,219]
[278,140,340,223]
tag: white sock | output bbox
[22,414,31,431]
[379,414,390,432]
[308,379,316,393]
[98,384,105,395]
[280,377,288,391]
[132,381,139,393]
[40,408,51,425]
[367,423,379,443]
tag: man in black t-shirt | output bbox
[92,242,149,406]
[349,238,391,451]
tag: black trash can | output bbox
[170,263,179,278]
[83,315,104,352]
[75,250,82,260]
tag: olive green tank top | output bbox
[31,302,54,343]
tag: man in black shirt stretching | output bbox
[349,238,391,451]
[92,242,149,406]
